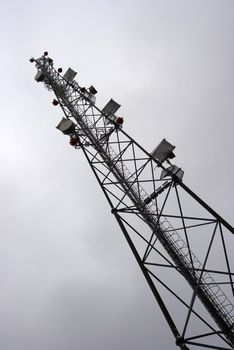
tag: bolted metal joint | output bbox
[175,337,189,350]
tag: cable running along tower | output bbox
[30,52,234,350]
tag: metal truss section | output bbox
[31,53,234,349]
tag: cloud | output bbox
[0,1,233,349]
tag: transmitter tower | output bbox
[30,52,234,349]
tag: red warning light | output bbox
[52,99,59,106]
[116,117,124,125]
[70,137,80,146]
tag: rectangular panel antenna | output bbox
[102,99,121,116]
[151,139,175,162]
[63,68,77,82]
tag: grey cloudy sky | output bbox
[0,1,234,349]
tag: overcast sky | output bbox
[0,1,234,349]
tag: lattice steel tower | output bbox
[30,52,234,350]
